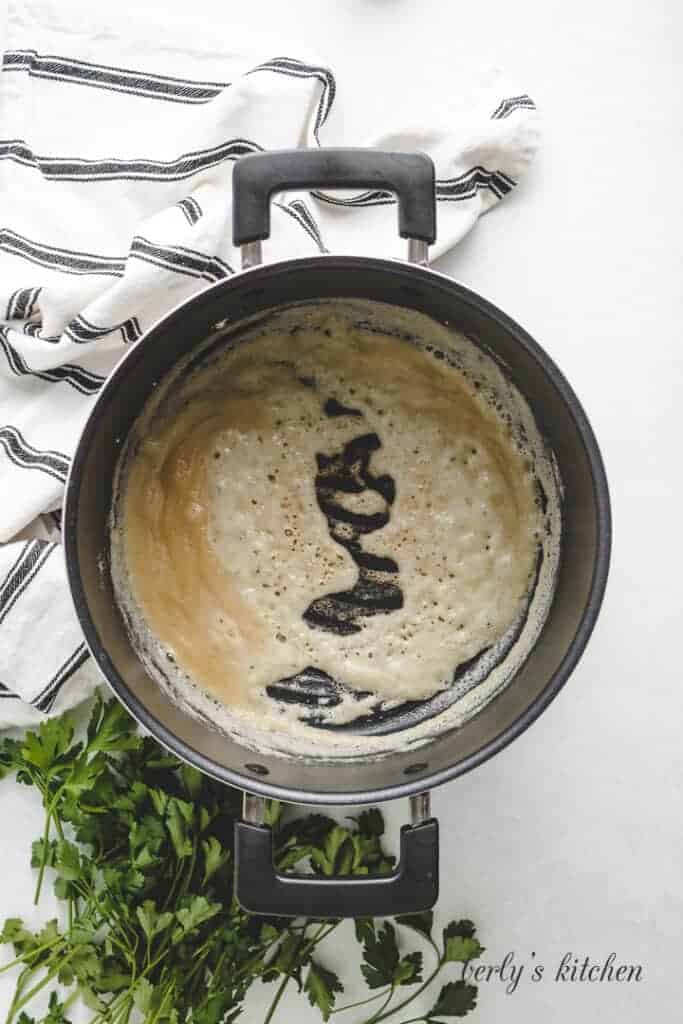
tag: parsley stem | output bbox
[262,922,330,1024]
[146,983,174,1024]
[32,775,73,906]
[191,950,230,1018]
[62,989,79,1013]
[330,989,389,1014]
[178,942,212,996]
[295,921,338,964]
[187,835,198,890]
[263,971,291,1024]
[142,914,218,981]
[363,984,396,1024]
[0,935,63,975]
[90,990,128,1024]
[72,882,134,962]
[366,960,445,1024]
[33,809,54,905]
[190,929,280,1019]
[161,857,185,912]
[6,947,79,1021]
[4,966,30,1024]
[111,998,134,1024]
[234,936,280,980]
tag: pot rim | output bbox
[64,254,612,805]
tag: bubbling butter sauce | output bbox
[110,300,561,758]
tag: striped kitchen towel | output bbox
[0,0,540,727]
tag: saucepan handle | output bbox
[234,792,439,918]
[232,148,436,254]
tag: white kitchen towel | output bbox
[0,0,540,726]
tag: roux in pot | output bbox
[111,302,546,741]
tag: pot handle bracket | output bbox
[234,792,439,918]
[232,148,436,269]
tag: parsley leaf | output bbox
[86,695,141,754]
[133,977,155,1013]
[0,917,37,955]
[395,950,423,985]
[442,920,484,963]
[428,980,478,1018]
[136,900,174,942]
[355,808,385,836]
[53,840,82,881]
[20,717,74,773]
[172,896,221,941]
[165,797,194,859]
[361,922,400,988]
[355,918,375,945]
[361,922,422,989]
[305,960,343,1020]
[201,836,229,884]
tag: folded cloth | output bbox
[0,0,540,727]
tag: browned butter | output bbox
[111,302,545,738]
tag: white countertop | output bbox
[1,1,681,1020]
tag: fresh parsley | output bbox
[0,695,484,1023]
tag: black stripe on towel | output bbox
[0,137,263,182]
[275,199,327,252]
[0,540,56,626]
[120,316,143,343]
[32,642,90,712]
[130,236,233,281]
[0,426,69,482]
[491,94,536,120]
[0,139,35,169]
[27,286,42,318]
[2,49,230,104]
[247,57,336,142]
[311,166,517,208]
[437,166,516,201]
[310,186,392,209]
[176,196,203,225]
[65,313,143,346]
[5,288,22,319]
[5,286,41,320]
[0,229,125,276]
[0,330,104,394]
[22,321,60,343]
[1,51,337,133]
[0,544,31,610]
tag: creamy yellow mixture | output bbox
[111,302,544,737]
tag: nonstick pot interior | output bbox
[64,256,611,804]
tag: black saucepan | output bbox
[64,149,611,918]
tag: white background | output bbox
[1,1,681,1021]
